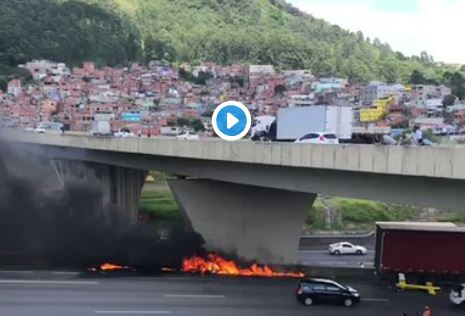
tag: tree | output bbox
[343,57,371,83]
[450,72,465,99]
[443,72,465,100]
[176,117,190,127]
[191,119,205,132]
[420,51,433,64]
[195,71,213,85]
[144,36,178,63]
[442,94,457,107]
[409,70,427,84]
[378,58,400,83]
[230,76,246,88]
[0,75,7,91]
[0,0,140,69]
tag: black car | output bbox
[296,278,361,307]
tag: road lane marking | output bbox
[52,271,80,275]
[299,250,375,253]
[301,261,375,267]
[95,311,171,315]
[163,294,225,299]
[362,298,390,302]
[0,279,98,285]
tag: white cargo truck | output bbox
[251,106,352,142]
[90,120,111,136]
[160,126,181,136]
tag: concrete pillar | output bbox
[109,165,147,225]
[168,178,316,265]
[53,160,147,225]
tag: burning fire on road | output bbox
[89,262,134,272]
[182,253,304,278]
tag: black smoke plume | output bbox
[0,141,203,271]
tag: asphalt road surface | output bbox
[298,250,375,268]
[298,234,376,267]
[0,273,463,316]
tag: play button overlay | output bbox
[227,113,239,129]
[212,101,252,141]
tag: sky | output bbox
[288,0,465,64]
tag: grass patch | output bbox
[307,198,422,232]
[438,212,465,223]
[139,189,181,221]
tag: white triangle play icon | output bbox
[227,112,239,129]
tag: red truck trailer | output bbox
[375,222,465,277]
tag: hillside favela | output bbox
[1,1,465,316]
[1,59,464,142]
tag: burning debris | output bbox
[182,253,304,278]
[89,263,134,272]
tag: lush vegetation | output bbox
[0,0,140,79]
[0,0,463,87]
[139,189,181,222]
[107,0,457,83]
[308,198,422,231]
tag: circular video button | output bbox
[212,101,251,141]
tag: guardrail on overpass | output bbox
[3,131,465,180]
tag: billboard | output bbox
[121,111,141,122]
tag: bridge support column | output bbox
[168,178,316,265]
[53,160,147,225]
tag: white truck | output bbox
[90,120,111,136]
[160,126,181,136]
[251,106,353,142]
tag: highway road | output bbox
[0,273,462,316]
[298,233,376,267]
[298,250,374,268]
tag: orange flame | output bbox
[182,254,304,278]
[99,263,129,271]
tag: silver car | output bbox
[328,242,367,255]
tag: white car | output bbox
[450,284,465,306]
[176,131,199,141]
[34,127,46,134]
[114,128,135,138]
[328,242,367,255]
[295,132,339,144]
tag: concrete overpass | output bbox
[1,131,465,265]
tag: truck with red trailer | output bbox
[375,222,465,281]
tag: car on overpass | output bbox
[328,242,367,255]
[176,131,199,141]
[294,132,339,145]
[34,126,46,134]
[114,128,135,138]
[296,278,360,307]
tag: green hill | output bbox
[104,0,452,83]
[0,0,140,87]
[0,0,460,85]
